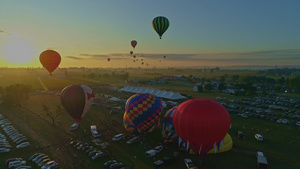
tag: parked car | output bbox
[8,160,26,169]
[89,150,101,157]
[145,149,156,158]
[154,145,164,153]
[126,136,140,145]
[112,133,125,141]
[104,160,117,168]
[15,166,32,169]
[91,125,101,138]
[29,153,42,161]
[47,163,60,169]
[92,152,107,160]
[32,154,47,163]
[70,123,79,131]
[16,142,30,149]
[38,158,51,167]
[110,163,124,169]
[184,159,194,169]
[154,160,164,169]
[41,160,56,169]
[255,134,266,141]
[36,156,49,164]
[5,158,23,166]
[0,148,10,152]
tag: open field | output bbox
[0,68,299,169]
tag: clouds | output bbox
[64,48,300,66]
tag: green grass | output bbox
[0,68,299,169]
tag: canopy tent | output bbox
[119,86,186,100]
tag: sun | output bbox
[2,34,38,65]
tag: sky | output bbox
[0,0,299,69]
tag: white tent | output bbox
[119,86,186,100]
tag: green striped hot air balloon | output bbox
[152,16,170,39]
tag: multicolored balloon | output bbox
[39,50,61,75]
[60,85,95,123]
[173,99,231,156]
[152,16,170,39]
[123,93,162,133]
[131,40,137,49]
[162,107,178,141]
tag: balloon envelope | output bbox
[131,40,137,49]
[39,50,61,75]
[124,93,162,133]
[60,85,95,123]
[152,16,170,39]
[162,107,178,141]
[130,51,133,55]
[107,58,111,62]
[173,98,231,156]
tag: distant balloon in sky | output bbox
[152,16,170,39]
[133,55,136,59]
[60,85,95,123]
[130,51,133,55]
[107,58,111,62]
[131,40,137,49]
[39,50,61,76]
[164,55,166,58]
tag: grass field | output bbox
[0,68,299,169]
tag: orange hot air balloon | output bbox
[39,50,61,75]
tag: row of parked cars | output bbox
[29,153,60,169]
[103,159,130,169]
[5,158,31,169]
[0,114,30,151]
[70,140,107,160]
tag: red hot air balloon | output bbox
[60,85,95,123]
[130,51,133,55]
[39,50,61,75]
[131,40,137,49]
[107,58,111,62]
[173,98,231,156]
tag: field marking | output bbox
[36,77,49,91]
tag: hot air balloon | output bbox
[131,40,137,49]
[141,62,144,65]
[39,50,61,75]
[163,56,166,58]
[162,107,178,141]
[123,93,162,133]
[130,51,133,55]
[152,16,170,39]
[141,59,143,61]
[179,133,233,154]
[60,85,95,123]
[133,55,136,59]
[107,58,111,62]
[173,98,231,156]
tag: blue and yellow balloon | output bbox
[123,93,162,133]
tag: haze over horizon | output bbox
[0,1,299,68]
